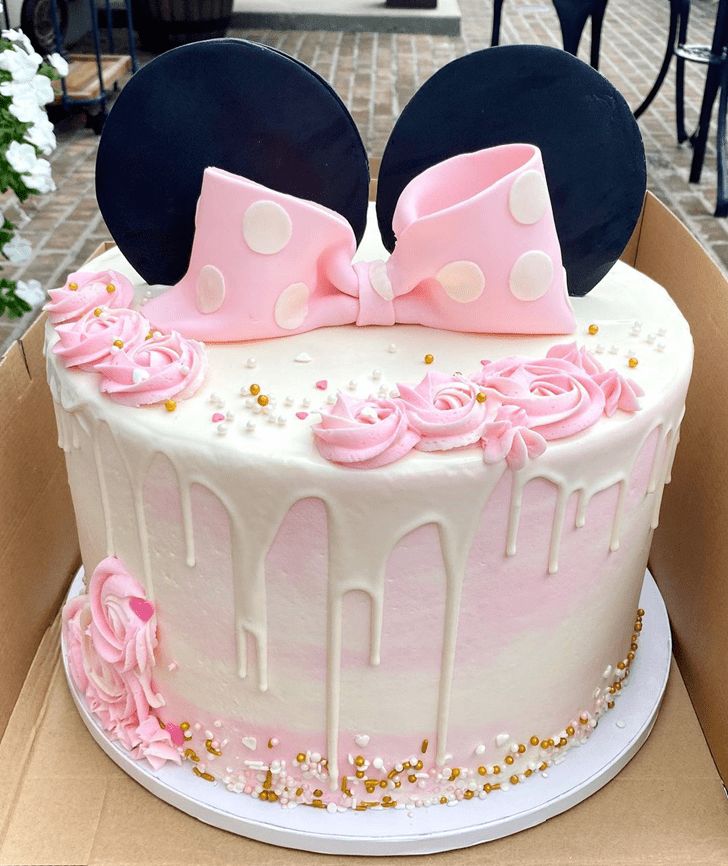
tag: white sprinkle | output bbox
[372,368,382,380]
[213,720,222,728]
[354,734,370,747]
[132,368,149,384]
[326,394,336,405]
[301,397,311,408]
[269,737,279,747]
[216,423,228,436]
[657,327,667,336]
[294,352,312,363]
[495,733,510,748]
[245,420,256,432]
[603,665,612,679]
[276,414,286,426]
[209,393,221,404]
[656,341,666,352]
[311,751,321,763]
[646,333,656,344]
[609,345,618,354]
[616,720,626,729]
[475,744,486,756]
[242,736,257,751]
[179,364,190,374]
[347,379,357,390]
[372,757,384,770]
[253,405,263,414]
[194,723,201,731]
[327,802,337,813]
[244,397,254,408]
[284,396,294,407]
[593,687,601,699]
[225,411,235,422]
[387,343,397,353]
[595,343,604,354]
[246,357,257,369]
[167,661,178,672]
[389,388,400,399]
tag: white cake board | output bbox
[62,569,670,856]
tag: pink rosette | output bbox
[53,307,150,371]
[482,405,547,471]
[97,330,207,406]
[473,355,605,441]
[132,717,182,771]
[314,393,420,468]
[546,341,604,376]
[61,556,178,769]
[45,269,135,325]
[593,369,644,416]
[397,371,496,452]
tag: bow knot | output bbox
[144,145,576,342]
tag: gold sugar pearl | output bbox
[296,752,306,763]
[530,736,539,746]
[524,768,533,777]
[164,400,177,413]
[257,394,269,407]
[638,608,645,617]
[478,766,487,776]
[509,775,519,785]
[424,353,434,365]
[68,281,79,291]
[249,384,261,396]
[93,307,103,317]
[464,790,474,800]
[179,721,190,731]
[355,769,365,779]
[484,783,493,793]
[379,780,387,789]
[504,755,514,765]
[112,339,124,349]
[476,392,487,403]
[566,725,575,736]
[439,796,448,804]
[540,739,550,749]
[628,357,639,369]
[517,744,526,754]
[313,788,323,797]
[106,283,116,293]
[408,773,417,783]
[588,323,599,335]
[354,755,365,767]
[449,768,460,780]
[492,764,501,774]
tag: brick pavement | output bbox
[1,0,725,348]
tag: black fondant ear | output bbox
[96,38,369,287]
[376,45,646,297]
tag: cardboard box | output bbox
[1,200,728,864]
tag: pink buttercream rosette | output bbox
[44,269,135,325]
[397,371,497,451]
[97,330,207,407]
[53,308,150,371]
[62,556,180,770]
[313,393,421,468]
[482,404,547,471]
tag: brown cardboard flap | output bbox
[639,193,728,786]
[0,313,79,739]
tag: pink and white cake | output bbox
[46,159,691,814]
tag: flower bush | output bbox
[0,28,66,317]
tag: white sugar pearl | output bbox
[326,394,336,404]
[657,327,667,336]
[284,396,294,406]
[387,343,397,353]
[246,357,257,368]
[216,423,228,436]
[372,368,382,380]
[646,333,656,344]
[245,397,254,408]
[301,397,311,408]
[595,344,604,354]
[475,744,486,756]
[609,345,618,354]
[276,415,286,426]
[226,411,235,422]
[209,393,220,403]
[656,341,666,352]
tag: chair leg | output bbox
[690,61,722,184]
[714,63,728,216]
[491,0,504,46]
[589,0,608,70]
[634,0,680,119]
[553,0,591,56]
[675,0,690,142]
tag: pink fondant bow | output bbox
[144,144,576,342]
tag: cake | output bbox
[46,40,692,819]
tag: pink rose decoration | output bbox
[314,393,420,468]
[593,369,644,416]
[473,355,605,441]
[482,405,547,471]
[53,308,150,371]
[397,371,496,452]
[62,556,180,769]
[97,330,207,406]
[546,341,604,376]
[45,269,135,325]
[132,717,182,771]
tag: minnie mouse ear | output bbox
[96,38,369,287]
[376,45,646,297]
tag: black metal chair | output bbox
[491,0,609,70]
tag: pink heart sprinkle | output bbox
[212,412,225,423]
[166,723,185,747]
[296,411,309,420]
[129,597,154,622]
[315,380,328,390]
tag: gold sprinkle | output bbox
[180,721,190,731]
[579,714,589,725]
[607,700,615,709]
[379,780,387,789]
[504,755,514,765]
[204,738,222,756]
[558,737,568,747]
[341,776,348,793]
[192,766,215,782]
[164,399,177,413]
[268,737,275,748]
[355,770,365,779]
[477,766,486,776]
[439,796,448,804]
[449,768,460,781]
[414,759,423,770]
[424,353,434,365]
[484,783,492,793]
[105,283,116,293]
[311,799,324,809]
[296,753,306,763]
[517,744,526,754]
[638,608,645,617]
[635,622,642,632]
[627,651,636,661]
[628,357,639,369]
[421,738,429,754]
[509,775,519,785]
[249,383,261,396]
[408,774,417,783]
[566,725,575,736]
[388,769,398,780]
[524,768,533,777]
[588,323,599,335]
[530,736,539,746]
[145,330,154,340]
[257,394,269,407]
[263,771,273,790]
[539,761,548,771]
[475,391,486,403]
[157,718,165,728]
[492,765,501,775]
[541,739,550,749]
[112,339,124,349]
[68,282,79,290]
[295,787,304,797]
[617,661,626,670]
[354,755,365,767]
[313,788,323,797]
[463,790,474,800]
[93,307,102,317]
[394,780,401,788]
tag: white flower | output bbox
[0,45,41,83]
[30,72,54,105]
[48,52,69,77]
[2,29,34,53]
[7,89,44,124]
[24,113,56,155]
[22,156,55,193]
[5,140,39,175]
[2,234,32,264]
[14,279,45,306]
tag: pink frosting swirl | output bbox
[397,371,496,451]
[313,393,420,468]
[473,355,605,441]
[97,330,207,406]
[62,556,180,769]
[482,405,547,470]
[53,308,150,371]
[132,717,181,771]
[546,341,604,375]
[593,369,644,416]
[45,269,135,325]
